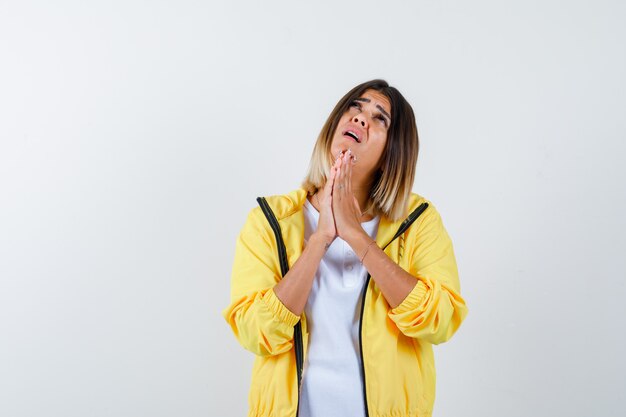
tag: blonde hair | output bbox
[301,79,419,222]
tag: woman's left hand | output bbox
[332,150,365,241]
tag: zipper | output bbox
[293,323,304,417]
[256,197,305,417]
[358,202,429,417]
[257,196,428,417]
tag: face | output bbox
[330,89,392,184]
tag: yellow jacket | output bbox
[222,187,468,417]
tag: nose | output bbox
[352,113,367,128]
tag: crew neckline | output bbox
[304,198,379,225]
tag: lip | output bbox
[342,125,365,143]
[343,133,359,143]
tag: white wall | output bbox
[1,1,624,416]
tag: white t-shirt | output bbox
[298,198,380,417]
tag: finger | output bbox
[336,158,346,198]
[325,167,336,198]
[340,151,350,193]
[321,176,334,209]
[347,152,353,195]
[327,156,341,188]
[336,152,344,182]
[333,152,343,168]
[334,157,343,193]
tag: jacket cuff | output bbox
[262,287,301,327]
[391,279,429,314]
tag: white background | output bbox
[1,1,625,416]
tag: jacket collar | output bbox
[262,187,425,250]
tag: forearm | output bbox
[347,231,417,309]
[273,233,331,316]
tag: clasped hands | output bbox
[315,149,368,245]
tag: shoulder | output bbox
[407,191,441,218]
[241,187,307,231]
[254,188,308,221]
[405,191,448,237]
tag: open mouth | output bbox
[343,130,361,143]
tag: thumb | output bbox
[323,166,337,200]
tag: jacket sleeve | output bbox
[387,203,468,345]
[221,207,301,356]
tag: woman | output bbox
[222,79,468,417]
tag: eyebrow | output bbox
[354,97,392,123]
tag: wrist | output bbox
[347,231,377,262]
[345,229,370,246]
[310,232,335,247]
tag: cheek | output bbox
[374,135,387,155]
[372,141,387,165]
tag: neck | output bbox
[351,186,372,215]
[351,170,376,213]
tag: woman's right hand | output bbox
[314,154,342,244]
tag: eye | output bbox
[376,114,387,126]
[349,100,361,109]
